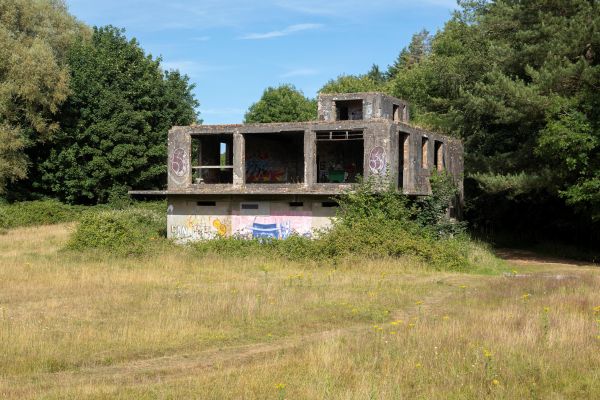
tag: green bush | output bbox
[67,207,166,256]
[0,200,86,229]
[194,177,473,272]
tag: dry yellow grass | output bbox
[0,224,598,399]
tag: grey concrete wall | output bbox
[317,92,409,123]
[167,196,337,242]
[165,93,462,201]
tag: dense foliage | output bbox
[393,0,599,245]
[193,177,473,271]
[25,26,198,203]
[244,84,316,123]
[67,207,167,256]
[0,0,87,193]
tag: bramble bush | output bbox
[67,207,167,256]
[0,200,87,230]
[194,175,473,271]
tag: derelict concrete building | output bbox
[131,92,463,242]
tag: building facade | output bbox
[130,92,464,242]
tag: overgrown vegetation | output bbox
[193,175,483,272]
[1,222,597,399]
[1,2,199,202]
[0,199,87,230]
[67,207,167,256]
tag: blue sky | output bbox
[66,0,458,124]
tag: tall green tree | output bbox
[387,29,432,79]
[390,0,600,223]
[319,74,385,94]
[32,26,198,203]
[244,84,316,123]
[0,0,87,193]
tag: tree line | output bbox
[1,0,199,203]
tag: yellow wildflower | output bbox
[415,363,422,368]
[442,315,450,320]
[483,349,493,358]
[274,383,286,390]
[492,379,500,386]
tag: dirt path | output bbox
[495,248,597,268]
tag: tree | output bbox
[244,84,316,123]
[319,74,385,94]
[388,0,600,242]
[32,26,199,203]
[0,0,87,193]
[387,29,432,79]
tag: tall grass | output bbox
[0,224,598,399]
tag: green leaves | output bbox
[32,25,199,203]
[244,84,316,123]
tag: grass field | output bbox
[0,224,599,399]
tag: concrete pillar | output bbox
[233,132,245,187]
[167,128,192,190]
[304,129,316,187]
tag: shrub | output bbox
[0,200,85,229]
[193,177,473,272]
[67,207,166,256]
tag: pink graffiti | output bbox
[171,148,187,177]
[369,146,386,174]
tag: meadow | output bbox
[0,223,598,399]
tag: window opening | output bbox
[316,131,364,183]
[434,141,444,171]
[335,100,363,120]
[398,133,409,188]
[191,134,233,184]
[421,137,429,169]
[245,132,304,184]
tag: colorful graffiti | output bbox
[368,146,386,175]
[170,215,230,241]
[232,211,312,239]
[170,148,188,180]
[246,152,286,183]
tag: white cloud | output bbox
[273,0,456,16]
[280,68,319,78]
[239,23,322,40]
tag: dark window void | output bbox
[335,100,363,120]
[434,141,444,171]
[191,134,233,184]
[197,201,216,207]
[289,202,304,207]
[322,201,339,208]
[245,132,304,184]
[398,133,409,189]
[241,203,259,210]
[421,137,429,169]
[316,131,364,183]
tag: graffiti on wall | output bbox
[170,148,188,182]
[246,152,287,183]
[170,215,230,241]
[368,146,386,175]
[232,211,312,239]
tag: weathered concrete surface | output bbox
[135,92,464,241]
[167,196,336,242]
